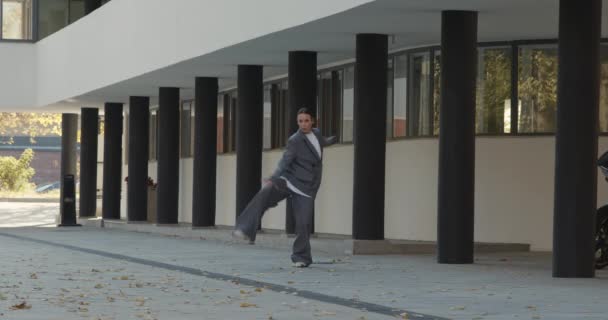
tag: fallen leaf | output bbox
[255,288,263,292]
[240,302,258,308]
[10,301,31,310]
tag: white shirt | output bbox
[280,132,321,198]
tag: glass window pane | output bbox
[69,0,85,23]
[149,109,158,160]
[317,70,342,140]
[433,51,441,136]
[393,54,407,138]
[217,95,224,154]
[2,0,33,40]
[342,66,354,143]
[386,58,394,138]
[408,52,432,136]
[180,101,192,157]
[518,45,558,133]
[37,0,68,40]
[476,47,512,134]
[600,45,608,133]
[263,85,272,150]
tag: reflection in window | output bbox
[317,70,342,141]
[433,50,441,136]
[149,109,158,161]
[386,58,394,138]
[270,80,288,148]
[216,95,224,154]
[393,54,407,138]
[180,100,193,158]
[476,47,512,134]
[219,91,237,153]
[600,45,608,133]
[408,52,432,136]
[518,45,558,133]
[68,0,85,24]
[263,86,272,149]
[37,0,68,39]
[342,66,355,142]
[2,0,33,40]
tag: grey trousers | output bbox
[235,179,315,265]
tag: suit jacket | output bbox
[271,128,337,198]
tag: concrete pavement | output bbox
[0,202,607,320]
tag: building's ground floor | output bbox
[99,136,608,252]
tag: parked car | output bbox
[35,181,60,193]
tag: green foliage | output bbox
[477,49,512,133]
[0,113,62,144]
[0,149,36,192]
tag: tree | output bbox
[0,113,62,143]
[0,149,36,192]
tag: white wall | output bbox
[0,43,36,109]
[206,136,608,251]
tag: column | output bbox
[59,113,79,226]
[437,11,478,264]
[553,0,602,278]
[352,34,388,240]
[127,96,150,222]
[102,103,123,219]
[192,77,219,227]
[236,65,264,218]
[156,87,180,224]
[79,108,98,218]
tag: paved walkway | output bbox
[0,203,607,320]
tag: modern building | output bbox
[0,0,605,277]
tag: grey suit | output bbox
[235,128,336,265]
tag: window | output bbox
[149,108,158,160]
[342,66,355,142]
[392,54,407,138]
[180,100,193,158]
[218,91,237,153]
[317,70,342,140]
[476,47,513,134]
[432,50,441,136]
[271,80,288,147]
[1,0,33,40]
[37,0,68,39]
[518,45,558,133]
[123,111,129,164]
[386,58,394,138]
[217,95,224,153]
[263,86,272,150]
[408,51,433,136]
[599,45,608,133]
[68,0,85,24]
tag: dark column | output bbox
[236,65,264,217]
[59,113,79,226]
[286,51,317,234]
[79,108,98,218]
[84,0,102,14]
[553,0,601,278]
[192,77,219,227]
[127,96,150,222]
[102,103,123,220]
[156,87,180,224]
[352,34,388,240]
[437,11,478,264]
